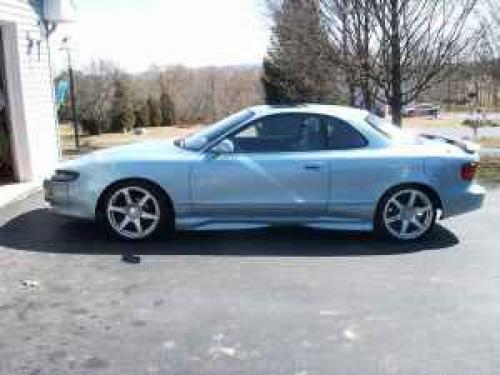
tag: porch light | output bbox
[43,0,76,24]
[43,0,76,35]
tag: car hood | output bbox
[58,140,194,170]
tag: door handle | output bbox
[303,163,323,170]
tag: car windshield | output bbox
[178,109,255,151]
[365,114,410,140]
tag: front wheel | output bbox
[98,181,171,241]
[376,187,437,241]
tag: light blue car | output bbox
[44,105,485,241]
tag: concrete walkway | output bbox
[0,181,41,209]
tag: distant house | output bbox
[0,0,70,183]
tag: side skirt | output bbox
[175,217,373,232]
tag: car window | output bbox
[229,114,324,153]
[323,116,367,149]
[366,114,404,139]
[182,109,254,151]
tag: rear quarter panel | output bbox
[327,149,434,222]
[423,152,481,217]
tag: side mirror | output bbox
[186,136,208,150]
[210,139,234,154]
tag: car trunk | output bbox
[418,133,480,155]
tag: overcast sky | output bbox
[53,0,270,72]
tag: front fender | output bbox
[70,160,192,219]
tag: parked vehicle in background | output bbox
[403,103,440,117]
[44,104,484,242]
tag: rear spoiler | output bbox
[419,133,480,155]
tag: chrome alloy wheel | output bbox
[383,189,434,240]
[106,186,161,240]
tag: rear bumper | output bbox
[441,183,486,219]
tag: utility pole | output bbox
[210,71,216,123]
[62,38,80,149]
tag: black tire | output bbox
[375,186,437,241]
[96,180,173,241]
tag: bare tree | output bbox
[65,61,264,131]
[319,0,480,125]
[482,0,500,87]
[370,0,479,124]
[319,0,378,108]
[156,65,263,123]
[77,60,120,134]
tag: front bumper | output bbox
[43,179,94,219]
[43,179,67,204]
[442,183,486,219]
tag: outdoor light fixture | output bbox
[26,32,41,58]
[43,0,76,35]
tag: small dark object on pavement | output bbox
[122,253,141,264]
[21,279,40,288]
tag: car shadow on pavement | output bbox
[0,208,460,257]
[0,209,459,256]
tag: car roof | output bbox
[248,104,370,123]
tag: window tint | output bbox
[323,116,367,149]
[230,114,324,153]
[182,109,254,150]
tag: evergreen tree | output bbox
[134,102,149,128]
[261,58,295,104]
[263,0,340,104]
[160,92,176,126]
[110,78,135,133]
[147,96,161,127]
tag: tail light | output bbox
[461,162,479,181]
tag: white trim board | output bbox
[0,22,33,182]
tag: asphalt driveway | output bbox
[0,189,499,375]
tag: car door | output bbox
[320,115,373,222]
[190,113,329,221]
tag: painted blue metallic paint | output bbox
[45,105,485,232]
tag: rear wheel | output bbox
[98,181,171,241]
[376,187,436,241]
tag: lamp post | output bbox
[60,37,80,149]
[43,0,78,148]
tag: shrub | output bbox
[110,79,135,133]
[134,103,149,128]
[147,96,161,127]
[160,92,176,126]
[462,117,500,138]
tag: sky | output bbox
[53,0,270,73]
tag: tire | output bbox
[375,186,437,241]
[97,180,173,241]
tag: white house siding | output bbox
[0,0,59,182]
